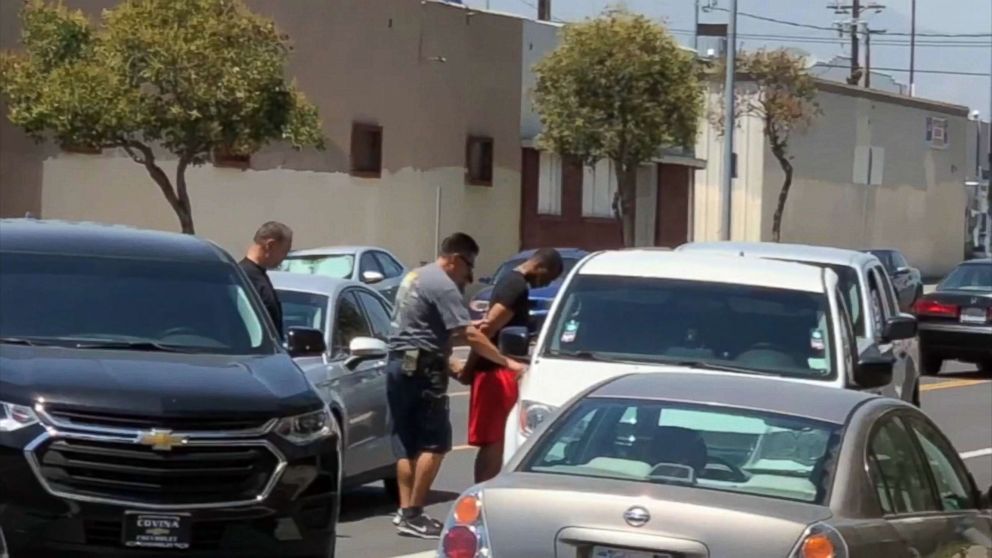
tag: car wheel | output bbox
[919,345,942,376]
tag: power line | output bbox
[703,5,991,38]
[814,64,989,77]
[671,28,990,47]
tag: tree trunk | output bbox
[770,144,794,243]
[614,161,638,247]
[122,142,196,234]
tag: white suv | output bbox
[501,250,917,463]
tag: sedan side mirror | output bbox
[286,327,327,357]
[362,270,385,285]
[883,314,918,342]
[345,336,388,370]
[854,346,895,389]
[499,326,530,360]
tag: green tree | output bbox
[713,49,820,242]
[532,9,702,246]
[0,0,324,234]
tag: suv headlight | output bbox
[519,400,556,437]
[275,407,337,445]
[0,401,40,432]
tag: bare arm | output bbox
[449,325,524,372]
[478,302,515,338]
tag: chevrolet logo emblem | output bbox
[137,429,187,451]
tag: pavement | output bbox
[336,359,992,558]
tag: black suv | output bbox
[0,220,341,557]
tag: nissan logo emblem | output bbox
[623,506,650,527]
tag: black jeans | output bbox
[385,357,452,458]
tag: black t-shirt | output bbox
[240,258,284,338]
[476,271,529,370]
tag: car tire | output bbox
[383,476,400,504]
[919,345,942,376]
[911,382,921,407]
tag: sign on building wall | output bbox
[926,116,948,149]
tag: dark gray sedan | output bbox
[438,372,991,557]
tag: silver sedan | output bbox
[271,271,398,500]
[438,372,992,557]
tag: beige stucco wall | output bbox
[11,0,525,274]
[765,85,969,277]
[693,87,767,242]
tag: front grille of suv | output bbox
[34,437,280,506]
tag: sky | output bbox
[463,0,992,118]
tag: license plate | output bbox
[592,547,674,558]
[123,511,191,549]
[960,307,988,324]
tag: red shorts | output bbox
[468,367,519,447]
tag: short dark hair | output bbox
[531,247,564,275]
[440,232,479,258]
[253,221,293,244]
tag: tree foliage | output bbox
[0,0,325,233]
[532,10,702,246]
[713,49,820,242]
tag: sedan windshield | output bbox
[278,290,329,333]
[939,263,992,292]
[281,254,355,279]
[523,398,841,505]
[544,276,836,380]
[0,252,272,354]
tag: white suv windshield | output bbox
[543,276,835,380]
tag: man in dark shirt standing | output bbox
[239,222,293,338]
[468,248,563,483]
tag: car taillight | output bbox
[791,524,847,558]
[912,299,959,318]
[442,492,490,558]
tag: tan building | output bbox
[0,1,969,276]
[0,0,530,275]
[693,80,970,277]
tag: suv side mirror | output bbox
[883,314,918,341]
[854,346,895,388]
[286,327,327,357]
[345,336,388,370]
[499,326,530,360]
[362,270,385,285]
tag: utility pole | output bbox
[828,1,884,87]
[537,0,550,21]
[694,0,700,52]
[864,24,871,88]
[721,0,737,241]
[909,0,916,95]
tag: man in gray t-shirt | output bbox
[385,233,525,539]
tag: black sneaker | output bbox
[396,514,443,539]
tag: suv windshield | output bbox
[281,254,354,279]
[939,263,992,292]
[543,275,836,380]
[522,398,840,505]
[0,252,272,354]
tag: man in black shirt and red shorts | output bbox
[466,248,563,483]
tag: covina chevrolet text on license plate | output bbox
[123,512,191,549]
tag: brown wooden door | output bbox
[655,163,691,248]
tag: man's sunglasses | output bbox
[455,253,476,270]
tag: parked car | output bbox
[441,372,992,558]
[865,248,924,311]
[679,242,920,400]
[468,248,588,330]
[0,219,349,557]
[280,245,407,303]
[270,271,397,498]
[913,258,992,374]
[501,249,917,464]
